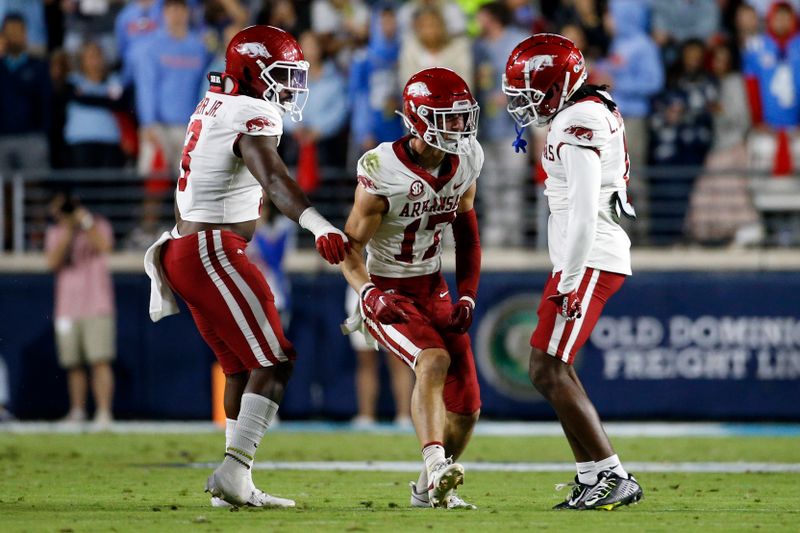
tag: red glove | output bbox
[447,296,475,334]
[547,291,582,321]
[360,283,411,325]
[315,229,349,265]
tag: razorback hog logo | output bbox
[246,116,274,132]
[527,54,555,72]
[564,125,594,141]
[406,81,431,97]
[357,174,376,190]
[235,42,271,59]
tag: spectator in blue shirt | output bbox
[283,31,350,169]
[132,0,210,178]
[348,3,404,159]
[65,42,125,168]
[0,13,50,173]
[0,0,46,55]
[473,1,530,247]
[115,0,163,86]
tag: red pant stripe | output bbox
[556,269,601,363]
[199,231,280,366]
[207,231,287,363]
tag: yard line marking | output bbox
[175,461,800,474]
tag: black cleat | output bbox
[552,476,593,510]
[579,471,643,511]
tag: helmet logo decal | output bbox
[526,54,555,72]
[564,125,594,141]
[235,42,271,59]
[407,82,432,97]
[408,180,425,200]
[246,116,274,132]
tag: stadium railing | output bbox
[2,165,800,253]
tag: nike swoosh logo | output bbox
[453,181,466,190]
[578,470,593,475]
[439,291,449,298]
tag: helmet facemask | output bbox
[258,59,310,122]
[402,99,480,155]
[503,69,585,128]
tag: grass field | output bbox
[1,429,799,532]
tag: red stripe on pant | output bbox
[203,230,282,366]
[554,269,596,360]
[364,319,417,366]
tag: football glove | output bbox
[447,296,475,334]
[360,283,411,325]
[547,291,582,321]
[314,229,349,265]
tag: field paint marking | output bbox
[178,461,800,474]
[3,421,800,437]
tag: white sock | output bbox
[225,418,236,450]
[576,460,596,485]
[595,454,628,479]
[416,468,428,494]
[421,443,446,482]
[226,393,279,469]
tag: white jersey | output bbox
[356,136,484,278]
[176,91,284,224]
[542,96,632,291]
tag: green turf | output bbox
[1,432,798,532]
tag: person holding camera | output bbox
[45,192,116,427]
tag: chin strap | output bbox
[512,123,528,154]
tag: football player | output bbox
[341,68,483,509]
[502,34,643,510]
[144,26,348,508]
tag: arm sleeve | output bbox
[452,208,481,301]
[557,144,601,294]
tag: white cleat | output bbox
[410,481,476,509]
[211,489,295,508]
[205,460,251,507]
[210,468,295,508]
[426,459,465,508]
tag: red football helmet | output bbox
[400,68,480,155]
[225,25,309,121]
[502,33,587,127]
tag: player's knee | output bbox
[415,349,450,383]
[528,349,565,397]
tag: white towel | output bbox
[143,227,181,322]
[340,299,379,351]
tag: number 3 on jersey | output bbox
[178,119,203,192]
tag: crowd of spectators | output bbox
[2,0,800,247]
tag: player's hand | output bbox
[447,297,475,334]
[314,228,350,265]
[547,291,582,321]
[360,283,411,325]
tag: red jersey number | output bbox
[394,212,457,263]
[178,119,203,192]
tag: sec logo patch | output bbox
[408,180,425,200]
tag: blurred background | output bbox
[0,0,799,426]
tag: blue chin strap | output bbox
[512,123,528,154]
